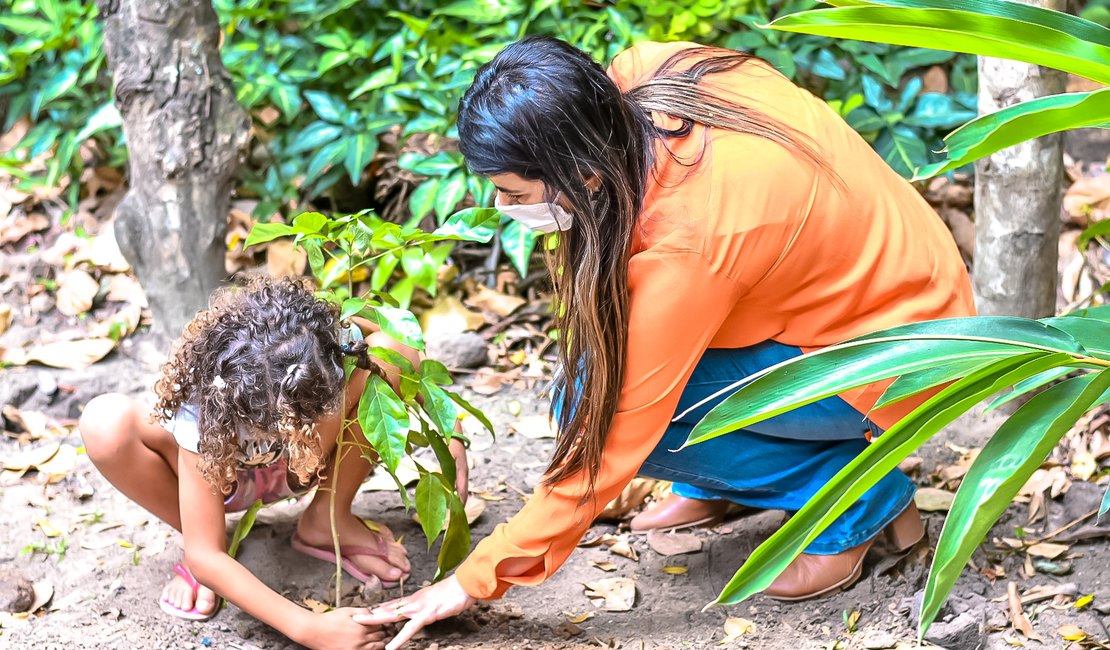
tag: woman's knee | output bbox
[78,393,137,461]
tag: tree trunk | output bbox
[972,0,1067,318]
[96,0,249,338]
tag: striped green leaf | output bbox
[769,5,1110,84]
[914,89,1110,179]
[983,366,1073,412]
[709,353,1070,607]
[922,370,1110,633]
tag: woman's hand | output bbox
[448,437,469,504]
[296,607,386,650]
[352,574,477,650]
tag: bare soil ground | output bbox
[3,340,1110,650]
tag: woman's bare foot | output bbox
[161,565,218,616]
[296,505,411,585]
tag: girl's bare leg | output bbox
[295,406,411,583]
[79,393,218,614]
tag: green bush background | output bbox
[2,0,990,276]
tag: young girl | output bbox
[358,37,972,649]
[80,275,466,650]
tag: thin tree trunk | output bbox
[96,0,249,338]
[972,0,1067,318]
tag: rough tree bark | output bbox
[972,0,1067,318]
[96,0,249,338]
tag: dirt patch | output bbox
[2,350,1110,649]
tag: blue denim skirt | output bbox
[557,341,916,554]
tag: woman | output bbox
[355,36,974,647]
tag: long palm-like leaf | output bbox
[708,352,1071,606]
[921,369,1110,635]
[687,317,1083,446]
[913,89,1110,179]
[768,5,1110,84]
[874,356,1006,409]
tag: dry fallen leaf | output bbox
[88,303,143,340]
[609,537,639,562]
[0,213,49,246]
[510,414,555,439]
[1,441,61,473]
[598,478,657,521]
[24,338,115,369]
[34,518,62,538]
[36,444,78,482]
[720,617,755,644]
[104,274,147,306]
[1026,542,1070,560]
[420,294,485,337]
[55,269,100,316]
[661,566,688,575]
[914,487,956,512]
[266,239,307,277]
[465,285,526,317]
[1057,624,1088,642]
[1074,594,1094,609]
[1069,451,1098,482]
[564,611,594,624]
[1,407,49,440]
[647,530,704,556]
[0,304,11,336]
[589,559,617,572]
[583,577,635,612]
[302,598,330,614]
[1008,581,1044,642]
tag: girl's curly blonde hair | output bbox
[153,275,373,494]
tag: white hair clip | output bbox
[212,375,227,389]
[286,364,299,376]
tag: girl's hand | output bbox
[448,437,469,504]
[352,575,477,650]
[297,608,386,650]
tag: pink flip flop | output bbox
[159,563,221,621]
[290,531,404,589]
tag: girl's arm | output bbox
[176,449,381,649]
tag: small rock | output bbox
[425,332,489,369]
[861,630,897,649]
[555,621,584,638]
[36,371,58,396]
[0,567,35,612]
[923,610,985,650]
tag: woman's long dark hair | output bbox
[457,37,827,499]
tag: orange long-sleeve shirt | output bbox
[455,42,975,600]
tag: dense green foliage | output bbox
[2,0,976,272]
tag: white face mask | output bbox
[495,192,574,234]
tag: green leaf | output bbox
[371,254,399,291]
[76,102,122,142]
[875,125,927,178]
[914,89,1110,179]
[1040,316,1110,360]
[500,219,539,276]
[435,0,525,24]
[244,222,295,247]
[921,369,1110,634]
[708,352,1072,608]
[1101,483,1110,521]
[421,379,460,437]
[434,172,469,222]
[1077,214,1110,250]
[358,374,410,474]
[288,121,343,154]
[318,49,352,74]
[687,317,1084,447]
[345,131,378,185]
[409,179,440,224]
[984,366,1073,412]
[769,4,1110,85]
[227,499,265,559]
[415,474,448,547]
[435,492,471,578]
[293,211,327,234]
[270,83,300,117]
[341,297,367,321]
[432,207,499,243]
[304,239,326,278]
[447,390,495,435]
[33,67,78,116]
[349,66,400,99]
[875,355,1008,409]
[0,16,54,37]
[304,90,348,123]
[304,139,348,186]
[372,305,425,350]
[420,359,453,385]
